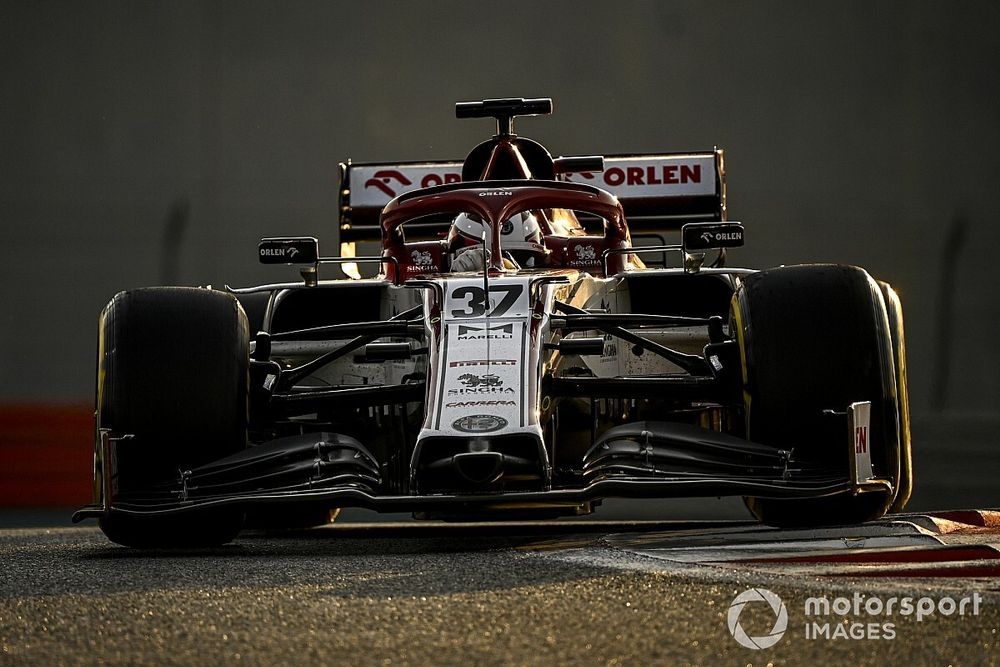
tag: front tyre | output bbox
[734,265,903,527]
[879,281,912,513]
[96,287,249,547]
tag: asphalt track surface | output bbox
[2,509,999,666]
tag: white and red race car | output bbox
[75,98,911,547]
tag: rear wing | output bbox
[338,151,725,244]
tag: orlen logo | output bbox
[479,190,513,197]
[701,230,742,243]
[569,164,701,187]
[260,246,298,259]
[365,170,412,197]
[605,164,701,187]
[365,169,460,197]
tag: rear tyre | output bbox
[96,287,249,547]
[734,265,901,527]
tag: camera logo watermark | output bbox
[726,588,788,649]
[727,588,983,647]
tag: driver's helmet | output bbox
[447,211,547,269]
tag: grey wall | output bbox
[3,1,999,414]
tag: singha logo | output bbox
[458,373,502,388]
[411,250,434,266]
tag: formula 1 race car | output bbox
[74,97,912,547]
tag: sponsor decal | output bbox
[259,246,297,259]
[445,400,516,408]
[699,230,743,243]
[601,333,617,359]
[406,249,438,273]
[258,238,318,264]
[855,424,868,454]
[364,169,412,197]
[457,323,514,340]
[478,190,513,197]
[566,165,702,187]
[603,164,701,187]
[411,250,434,265]
[418,172,461,188]
[567,243,600,267]
[449,359,517,368]
[452,414,509,433]
[562,156,716,197]
[356,166,461,201]
[448,373,514,396]
[458,373,501,387]
[849,401,874,482]
[682,223,745,251]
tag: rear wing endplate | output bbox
[338,151,725,244]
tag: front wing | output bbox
[73,403,890,522]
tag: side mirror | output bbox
[258,237,319,265]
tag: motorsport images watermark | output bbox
[727,588,984,648]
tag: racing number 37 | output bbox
[450,285,523,318]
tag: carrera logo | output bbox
[445,400,516,408]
